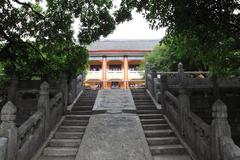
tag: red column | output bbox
[123,56,129,89]
[102,56,107,89]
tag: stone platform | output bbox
[76,89,152,160]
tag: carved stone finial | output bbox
[40,81,49,95]
[1,101,17,122]
[178,62,183,71]
[212,99,228,119]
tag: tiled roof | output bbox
[87,39,160,51]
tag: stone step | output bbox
[135,102,155,105]
[39,156,75,160]
[71,106,93,111]
[144,130,175,137]
[133,98,152,100]
[69,110,92,115]
[147,137,180,146]
[62,120,89,126]
[153,154,192,160]
[75,102,95,105]
[136,107,157,110]
[58,126,86,132]
[134,100,153,102]
[70,111,92,115]
[137,110,161,114]
[43,147,78,156]
[54,132,84,139]
[65,115,91,120]
[150,144,186,155]
[139,114,163,119]
[141,119,166,125]
[48,139,80,147]
[142,124,170,130]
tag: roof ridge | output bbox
[97,39,160,42]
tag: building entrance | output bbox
[111,82,120,89]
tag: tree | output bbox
[0,0,116,79]
[116,0,240,76]
[145,35,207,72]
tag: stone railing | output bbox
[220,136,240,160]
[146,62,240,160]
[0,81,65,160]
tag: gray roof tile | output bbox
[87,39,160,51]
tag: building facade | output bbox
[85,40,159,89]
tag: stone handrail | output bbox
[50,92,63,110]
[67,90,83,113]
[49,91,64,130]
[164,91,179,107]
[146,62,240,160]
[186,112,211,160]
[220,136,240,160]
[0,80,67,160]
[18,111,43,144]
[163,87,213,160]
[17,111,44,160]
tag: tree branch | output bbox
[13,0,45,18]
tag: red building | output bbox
[85,40,159,89]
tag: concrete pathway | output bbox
[76,89,152,160]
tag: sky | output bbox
[72,0,167,41]
[104,12,167,40]
[19,0,167,41]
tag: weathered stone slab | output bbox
[76,114,152,160]
[93,89,136,113]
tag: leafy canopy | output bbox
[116,0,240,76]
[0,0,116,79]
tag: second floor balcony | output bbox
[107,70,124,80]
[85,71,102,80]
[128,70,145,80]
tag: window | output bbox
[109,65,122,71]
[129,65,140,71]
[90,65,101,71]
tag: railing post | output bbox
[37,82,50,139]
[159,74,168,113]
[0,101,18,160]
[69,77,77,104]
[76,74,83,95]
[60,73,68,113]
[178,87,190,136]
[0,137,7,160]
[211,100,231,160]
[7,76,18,104]
[177,62,190,136]
[145,63,150,90]
[151,67,157,98]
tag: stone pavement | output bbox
[76,89,152,160]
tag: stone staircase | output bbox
[36,90,98,160]
[131,89,192,160]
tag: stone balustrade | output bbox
[0,81,67,160]
[146,62,240,160]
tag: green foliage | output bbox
[0,63,10,89]
[146,33,240,76]
[0,0,117,80]
[145,35,206,72]
[117,0,240,76]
